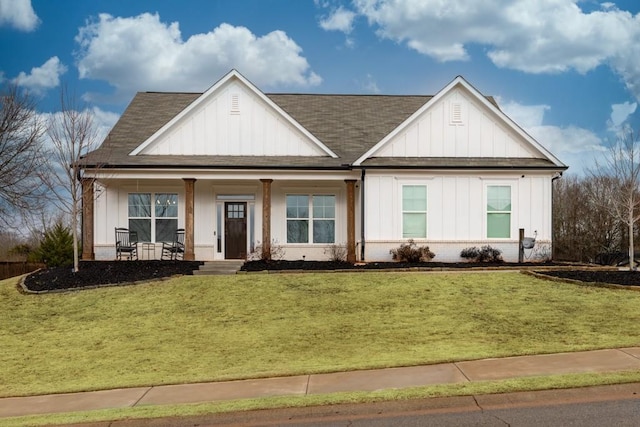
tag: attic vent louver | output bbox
[230,93,240,115]
[450,102,462,125]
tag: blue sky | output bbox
[2,0,640,174]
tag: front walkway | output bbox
[2,347,640,419]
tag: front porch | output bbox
[83,173,360,263]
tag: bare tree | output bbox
[587,128,640,270]
[554,175,625,262]
[45,85,99,272]
[0,84,46,228]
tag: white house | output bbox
[78,70,567,263]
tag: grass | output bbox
[2,271,640,399]
[6,371,640,427]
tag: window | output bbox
[128,193,151,242]
[313,195,335,243]
[286,194,335,243]
[216,204,222,253]
[128,193,178,242]
[487,186,511,238]
[286,195,309,243]
[402,185,427,238]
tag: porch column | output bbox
[261,179,273,260]
[183,178,196,261]
[345,179,357,263]
[81,178,95,260]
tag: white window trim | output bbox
[285,193,337,244]
[484,183,513,240]
[128,192,180,243]
[399,183,428,240]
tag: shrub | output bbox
[460,245,503,263]
[460,246,480,261]
[8,244,35,262]
[247,239,285,261]
[324,244,347,262]
[390,239,435,262]
[32,223,74,268]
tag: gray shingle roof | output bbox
[267,94,430,163]
[80,91,563,171]
[81,92,200,167]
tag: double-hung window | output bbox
[486,186,511,238]
[128,193,178,242]
[286,194,335,243]
[312,195,335,243]
[402,185,427,238]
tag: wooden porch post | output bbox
[345,179,357,263]
[183,178,196,261]
[260,179,273,260]
[81,178,95,260]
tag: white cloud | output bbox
[91,107,120,144]
[12,56,67,94]
[528,124,604,155]
[320,6,356,33]
[0,0,39,31]
[499,99,604,173]
[75,13,321,99]
[40,107,120,153]
[353,0,640,100]
[609,101,637,128]
[497,98,550,129]
[359,73,380,93]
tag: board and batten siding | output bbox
[90,178,359,262]
[364,172,553,262]
[374,87,540,159]
[139,80,326,157]
[92,180,186,260]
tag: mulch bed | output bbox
[19,260,640,293]
[537,269,640,287]
[22,260,203,292]
[241,260,562,271]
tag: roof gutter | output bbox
[360,168,366,261]
[352,165,569,171]
[78,163,355,171]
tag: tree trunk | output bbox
[73,198,79,273]
[630,198,635,271]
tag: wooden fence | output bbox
[0,262,44,281]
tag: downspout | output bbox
[360,168,366,261]
[551,172,563,261]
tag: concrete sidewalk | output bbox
[2,347,640,419]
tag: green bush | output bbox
[390,239,435,262]
[33,223,74,268]
[8,243,36,262]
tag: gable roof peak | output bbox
[129,68,339,158]
[353,75,566,168]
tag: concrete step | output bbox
[194,261,244,275]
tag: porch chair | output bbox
[162,228,185,260]
[115,227,139,260]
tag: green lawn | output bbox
[2,271,640,398]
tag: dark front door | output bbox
[225,202,247,259]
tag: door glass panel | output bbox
[217,203,222,253]
[227,203,245,219]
